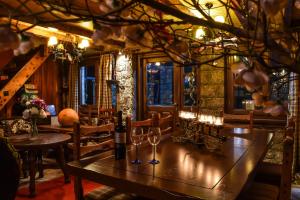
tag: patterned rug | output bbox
[16,169,101,200]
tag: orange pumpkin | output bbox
[58,108,79,127]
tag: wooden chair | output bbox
[254,117,295,185]
[158,114,174,134]
[72,122,137,200]
[222,111,251,129]
[146,105,178,130]
[126,113,171,144]
[249,110,288,129]
[239,122,294,200]
[71,123,114,158]
[78,105,114,126]
[126,116,153,144]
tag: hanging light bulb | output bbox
[78,39,90,49]
[214,16,225,23]
[48,36,58,46]
[195,28,206,39]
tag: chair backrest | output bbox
[126,113,172,144]
[221,111,251,128]
[126,117,153,144]
[147,105,178,129]
[78,105,114,125]
[159,114,173,134]
[279,119,295,200]
[249,110,287,129]
[73,122,114,160]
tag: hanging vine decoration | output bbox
[0,0,299,115]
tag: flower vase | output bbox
[31,118,38,137]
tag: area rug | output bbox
[16,176,101,200]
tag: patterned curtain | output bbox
[68,63,79,112]
[289,73,300,173]
[97,54,113,111]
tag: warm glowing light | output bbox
[47,27,58,32]
[195,28,205,39]
[78,39,90,49]
[179,111,196,119]
[190,9,203,18]
[214,16,225,23]
[57,43,64,50]
[48,36,58,46]
[155,62,161,66]
[79,21,94,31]
[214,117,223,126]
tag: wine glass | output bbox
[130,127,144,164]
[147,127,161,164]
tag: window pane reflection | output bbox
[184,66,197,106]
[146,62,173,105]
[80,66,96,105]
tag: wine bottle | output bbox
[114,111,126,160]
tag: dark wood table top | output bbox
[8,133,71,150]
[38,125,74,134]
[67,128,273,200]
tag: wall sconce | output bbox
[78,39,90,49]
[214,16,225,23]
[195,28,206,39]
[48,36,58,46]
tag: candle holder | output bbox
[174,110,226,151]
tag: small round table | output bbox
[8,133,71,197]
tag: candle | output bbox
[214,117,223,126]
[207,115,213,124]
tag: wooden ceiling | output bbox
[0,0,242,38]
[0,0,96,37]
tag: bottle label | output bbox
[115,132,126,144]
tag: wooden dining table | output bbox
[9,133,71,197]
[66,128,273,200]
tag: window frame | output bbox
[78,58,99,106]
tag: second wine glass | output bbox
[130,127,144,164]
[147,127,161,164]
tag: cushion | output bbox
[241,182,279,200]
[0,119,32,136]
[85,186,135,200]
[255,162,281,186]
[85,186,117,200]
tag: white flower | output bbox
[25,101,30,106]
[39,109,47,118]
[30,107,39,115]
[23,109,30,119]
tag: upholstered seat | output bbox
[255,162,282,186]
[241,182,279,200]
[84,186,136,200]
[240,122,294,200]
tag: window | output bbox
[146,61,173,105]
[226,57,290,113]
[233,86,252,109]
[269,70,289,101]
[80,66,96,105]
[183,66,197,106]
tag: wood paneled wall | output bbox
[0,57,63,118]
[29,58,62,112]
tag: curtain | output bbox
[97,54,113,111]
[68,63,79,112]
[289,73,300,173]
